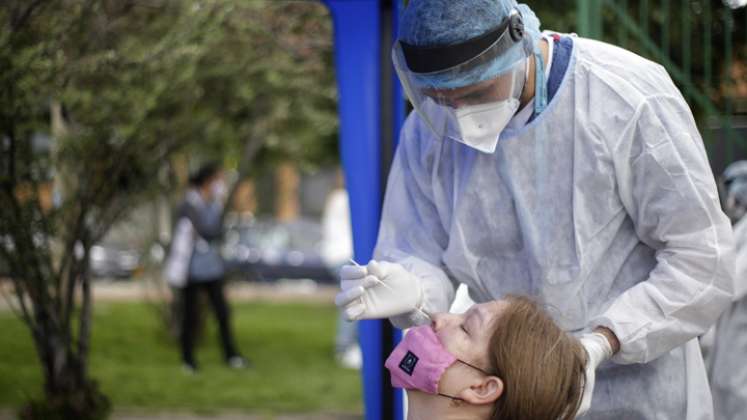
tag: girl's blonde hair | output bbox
[488,295,586,420]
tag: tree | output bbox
[0,1,336,418]
[182,1,337,202]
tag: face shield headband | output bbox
[398,9,526,77]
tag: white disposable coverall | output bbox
[708,216,747,420]
[374,37,734,419]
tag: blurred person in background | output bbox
[322,170,361,369]
[708,161,747,419]
[164,161,249,373]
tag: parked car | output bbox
[0,234,141,280]
[89,241,142,279]
[222,217,335,284]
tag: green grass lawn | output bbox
[0,300,362,415]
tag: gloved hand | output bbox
[576,332,614,418]
[335,260,424,321]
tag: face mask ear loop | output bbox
[528,37,550,240]
[437,392,464,401]
[457,359,492,376]
[436,360,493,402]
[532,42,547,116]
[524,56,531,91]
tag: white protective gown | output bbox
[709,216,747,419]
[374,37,735,419]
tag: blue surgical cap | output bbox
[399,0,542,89]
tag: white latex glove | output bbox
[576,332,614,418]
[334,260,424,321]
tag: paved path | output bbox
[113,411,362,420]
[0,278,338,312]
[0,409,362,420]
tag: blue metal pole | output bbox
[323,1,383,419]
[390,1,406,419]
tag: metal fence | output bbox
[568,0,747,173]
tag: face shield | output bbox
[393,9,529,153]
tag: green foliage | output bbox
[0,301,362,414]
[1,0,337,232]
[152,1,339,174]
[0,2,338,416]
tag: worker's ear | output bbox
[458,375,503,405]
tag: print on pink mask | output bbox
[385,326,456,394]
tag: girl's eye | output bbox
[460,324,469,335]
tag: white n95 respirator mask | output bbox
[454,96,521,154]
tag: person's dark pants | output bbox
[180,278,240,366]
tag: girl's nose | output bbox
[430,313,451,331]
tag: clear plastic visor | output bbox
[394,42,528,103]
[393,25,529,140]
[394,43,526,144]
[417,65,525,109]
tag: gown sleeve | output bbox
[593,92,735,364]
[374,116,457,329]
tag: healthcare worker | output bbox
[708,161,747,420]
[335,0,735,418]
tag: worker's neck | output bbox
[406,390,489,420]
[519,38,550,109]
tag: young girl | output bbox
[386,296,586,420]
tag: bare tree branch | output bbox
[0,246,35,329]
[76,244,92,378]
[0,248,38,332]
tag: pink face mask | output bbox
[385,325,490,399]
